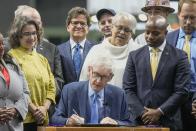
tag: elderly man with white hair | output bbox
[51,56,132,125]
[80,12,140,88]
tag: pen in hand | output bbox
[72,109,84,124]
[73,109,79,116]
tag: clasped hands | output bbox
[32,106,47,124]
[141,107,162,125]
[0,107,17,125]
[67,115,117,125]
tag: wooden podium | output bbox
[37,126,169,131]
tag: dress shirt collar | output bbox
[179,28,196,38]
[148,40,166,52]
[70,38,86,50]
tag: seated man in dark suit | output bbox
[51,57,131,126]
[58,7,95,84]
[123,15,189,131]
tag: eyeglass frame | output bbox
[21,31,37,37]
[70,20,88,27]
[182,15,196,22]
[113,25,133,33]
[91,69,113,81]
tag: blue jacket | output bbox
[51,81,132,126]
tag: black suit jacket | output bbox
[58,40,94,84]
[123,43,190,130]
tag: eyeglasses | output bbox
[182,15,196,21]
[70,21,87,27]
[114,25,132,33]
[21,31,37,37]
[92,71,113,81]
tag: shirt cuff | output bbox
[66,119,69,125]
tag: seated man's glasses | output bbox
[92,71,113,81]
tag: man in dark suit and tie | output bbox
[166,0,196,130]
[58,7,94,84]
[123,15,189,131]
[51,56,131,126]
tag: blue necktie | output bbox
[90,93,99,123]
[73,44,82,77]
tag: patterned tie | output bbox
[183,35,191,62]
[90,93,99,123]
[151,48,159,80]
[73,44,82,77]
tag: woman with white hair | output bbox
[80,12,140,88]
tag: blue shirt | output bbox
[176,28,196,92]
[88,82,104,108]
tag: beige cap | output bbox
[141,0,175,13]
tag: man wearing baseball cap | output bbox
[96,8,116,40]
[135,0,175,46]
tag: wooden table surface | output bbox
[38,126,170,131]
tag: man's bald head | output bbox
[145,15,168,48]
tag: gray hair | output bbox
[112,12,137,34]
[14,5,42,27]
[14,5,37,18]
[13,5,43,35]
[89,56,113,73]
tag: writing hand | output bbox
[67,114,84,125]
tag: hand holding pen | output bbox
[67,109,84,125]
